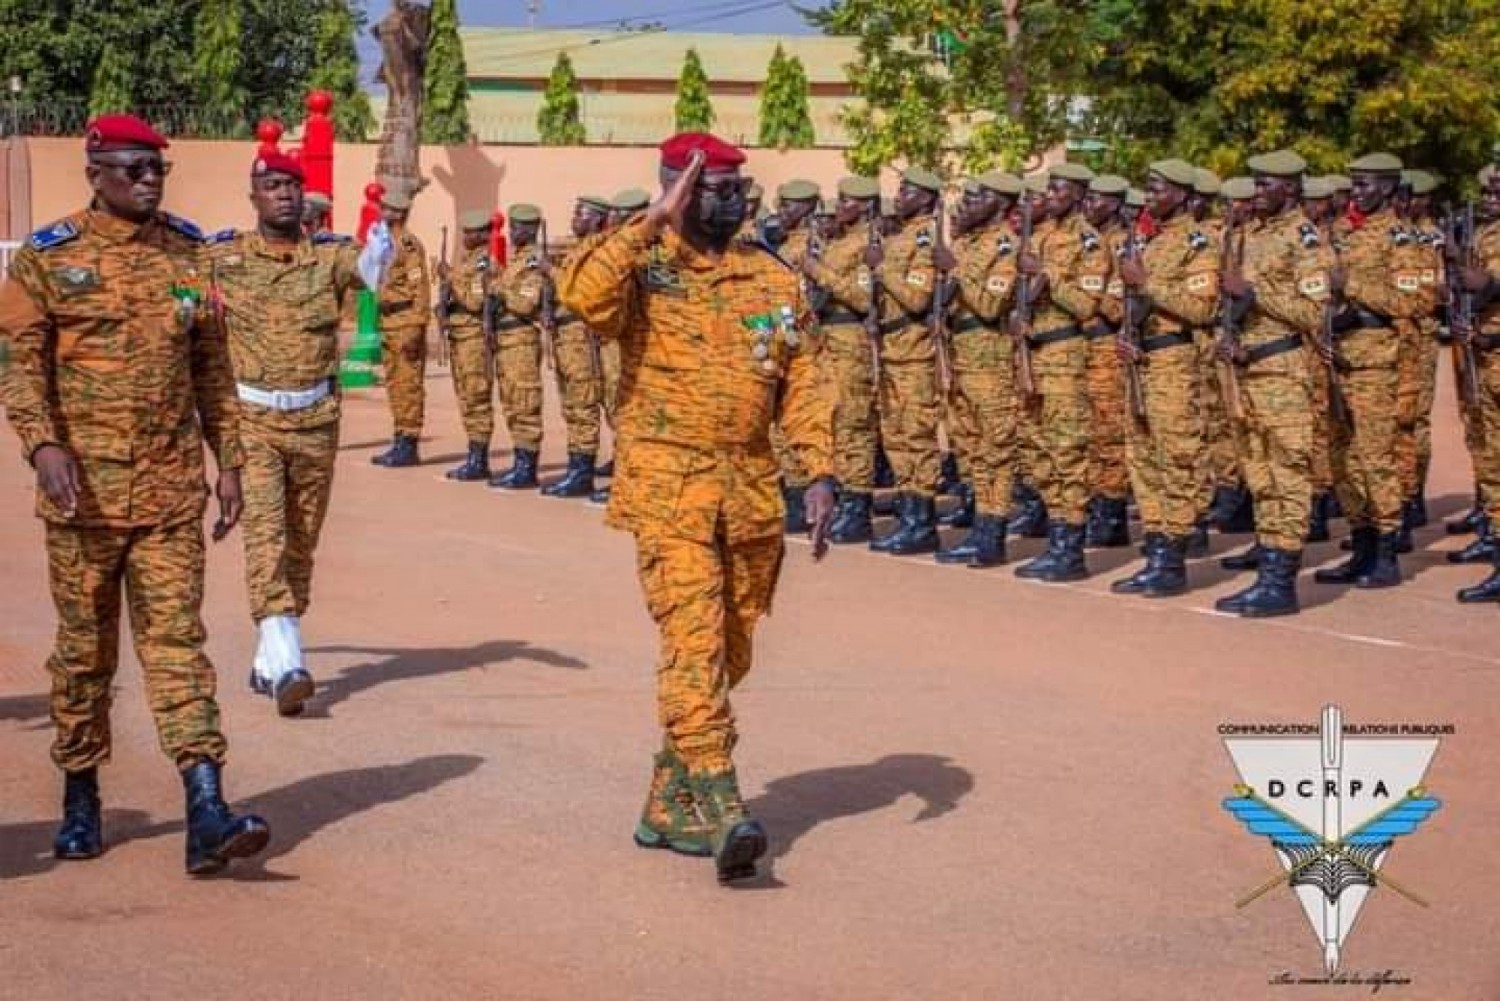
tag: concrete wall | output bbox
[17,139,856,252]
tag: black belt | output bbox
[1083,320,1115,340]
[949,315,992,336]
[494,316,533,333]
[1475,333,1500,352]
[1241,334,1303,365]
[880,317,912,336]
[555,311,579,325]
[1339,308,1393,335]
[1028,323,1085,346]
[821,308,865,326]
[1140,330,1194,354]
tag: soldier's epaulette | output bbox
[1298,222,1320,248]
[1390,227,1412,246]
[311,232,353,245]
[916,226,933,248]
[1188,231,1209,252]
[205,228,238,245]
[28,219,80,251]
[1081,230,1101,252]
[162,213,204,242]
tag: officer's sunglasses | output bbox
[90,156,173,181]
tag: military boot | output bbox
[882,494,940,556]
[872,491,898,517]
[869,493,912,553]
[54,768,103,860]
[1394,500,1418,554]
[1355,532,1403,589]
[1087,497,1130,548]
[541,452,596,498]
[1446,517,1494,564]
[1143,535,1189,597]
[1185,520,1211,558]
[1110,533,1165,595]
[595,458,615,478]
[1315,526,1378,584]
[687,768,767,884]
[1214,486,1256,534]
[828,491,874,545]
[1006,484,1049,538]
[1207,484,1240,529]
[938,483,975,528]
[1015,521,1087,582]
[781,482,810,534]
[371,434,419,468]
[445,441,491,482]
[936,513,1005,567]
[1457,545,1500,604]
[1447,501,1484,536]
[1305,491,1333,543]
[1231,547,1302,618]
[488,448,539,489]
[589,485,611,506]
[182,761,270,876]
[1409,492,1429,528]
[1219,542,1263,572]
[633,748,713,857]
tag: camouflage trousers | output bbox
[1394,324,1441,498]
[1235,366,1313,551]
[241,419,338,622]
[1308,363,1335,492]
[1332,365,1404,533]
[824,322,879,491]
[44,519,226,772]
[381,322,427,437]
[553,323,603,455]
[1129,341,1207,537]
[1197,331,1240,490]
[879,356,942,496]
[600,338,622,431]
[448,329,495,443]
[1476,349,1500,523]
[635,530,784,776]
[1086,332,1130,501]
[497,327,544,452]
[1013,408,1041,488]
[946,325,1018,516]
[1031,340,1091,525]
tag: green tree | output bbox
[758,44,815,149]
[191,0,249,136]
[422,0,471,144]
[673,47,716,132]
[537,51,586,145]
[87,40,135,118]
[308,0,376,142]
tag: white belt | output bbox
[236,380,333,411]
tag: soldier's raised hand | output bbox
[646,150,705,236]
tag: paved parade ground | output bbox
[2,370,1497,1000]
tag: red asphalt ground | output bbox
[1,364,1497,1000]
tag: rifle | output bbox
[1321,225,1352,429]
[480,248,498,384]
[435,225,451,368]
[931,203,955,395]
[1452,202,1483,408]
[1118,229,1148,427]
[537,219,558,371]
[1217,217,1246,423]
[1011,197,1038,403]
[864,200,885,385]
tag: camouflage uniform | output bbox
[1088,224,1131,508]
[770,226,816,493]
[1467,219,1500,533]
[874,213,941,496]
[445,242,497,443]
[378,228,431,437]
[553,231,607,456]
[803,220,877,492]
[1394,223,1445,505]
[493,244,547,453]
[0,209,240,770]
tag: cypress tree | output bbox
[422,0,471,144]
[88,42,134,117]
[537,51,586,145]
[673,47,716,132]
[758,45,815,149]
[191,0,249,136]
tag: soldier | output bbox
[591,189,652,507]
[542,195,613,499]
[1327,174,1354,229]
[867,167,944,555]
[558,133,835,885]
[0,114,269,872]
[1110,160,1220,597]
[1011,162,1110,581]
[370,189,431,468]
[1189,169,1221,224]
[770,179,822,531]
[486,204,548,490]
[1394,169,1445,540]
[205,152,371,718]
[1214,150,1330,617]
[1299,177,1339,543]
[934,171,1023,567]
[1082,173,1132,548]
[1313,153,1440,589]
[1447,172,1495,551]
[1008,175,1054,539]
[303,191,332,236]
[438,210,498,482]
[804,176,881,543]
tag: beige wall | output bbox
[17,139,856,251]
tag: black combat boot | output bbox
[54,768,103,860]
[1143,535,1189,597]
[781,482,810,534]
[589,485,611,506]
[488,447,539,489]
[936,513,1006,567]
[936,452,962,496]
[1230,547,1302,618]
[1457,545,1500,604]
[541,452,596,498]
[1207,485,1239,529]
[1315,526,1378,584]
[1220,541,1263,571]
[1006,484,1049,538]
[1409,492,1429,528]
[1447,501,1484,536]
[1305,491,1332,543]
[1015,521,1087,582]
[938,483,975,528]
[445,441,491,482]
[1214,485,1256,534]
[182,761,270,876]
[1448,517,1494,564]
[371,434,419,468]
[1393,500,1419,554]
[869,493,912,553]
[881,494,940,556]
[1185,520,1211,557]
[1111,533,1165,595]
[828,491,874,544]
[1087,497,1130,548]
[1355,532,1403,589]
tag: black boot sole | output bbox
[54,834,104,860]
[187,821,271,876]
[715,820,768,884]
[1239,603,1300,618]
[1457,589,1500,604]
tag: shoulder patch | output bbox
[996,235,1013,256]
[1390,227,1411,247]
[1081,231,1101,253]
[916,228,933,248]
[1188,231,1209,252]
[163,213,203,242]
[205,228,238,245]
[1298,223,1320,248]
[311,232,353,245]
[29,220,80,251]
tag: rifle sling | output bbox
[1140,330,1195,354]
[1028,323,1086,346]
[1240,334,1303,366]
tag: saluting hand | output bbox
[212,469,243,542]
[646,150,705,237]
[33,444,80,518]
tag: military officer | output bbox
[439,210,499,482]
[370,188,431,468]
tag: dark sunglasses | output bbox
[92,157,172,181]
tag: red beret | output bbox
[85,114,169,153]
[252,151,305,182]
[659,132,745,172]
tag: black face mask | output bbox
[700,190,747,240]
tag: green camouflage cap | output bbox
[975,170,1024,196]
[902,167,944,194]
[577,194,612,212]
[1089,174,1129,197]
[1223,176,1256,200]
[508,203,541,223]
[1246,149,1307,177]
[777,179,820,202]
[1125,187,1145,208]
[1302,177,1333,200]
[1149,158,1198,188]
[1193,168,1222,196]
[610,188,651,211]
[1401,169,1439,195]
[1350,152,1403,174]
[837,176,880,200]
[1049,161,1096,184]
[458,209,492,231]
[1326,174,1353,192]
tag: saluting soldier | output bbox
[487,204,549,490]
[439,210,498,482]
[370,189,431,468]
[0,114,269,873]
